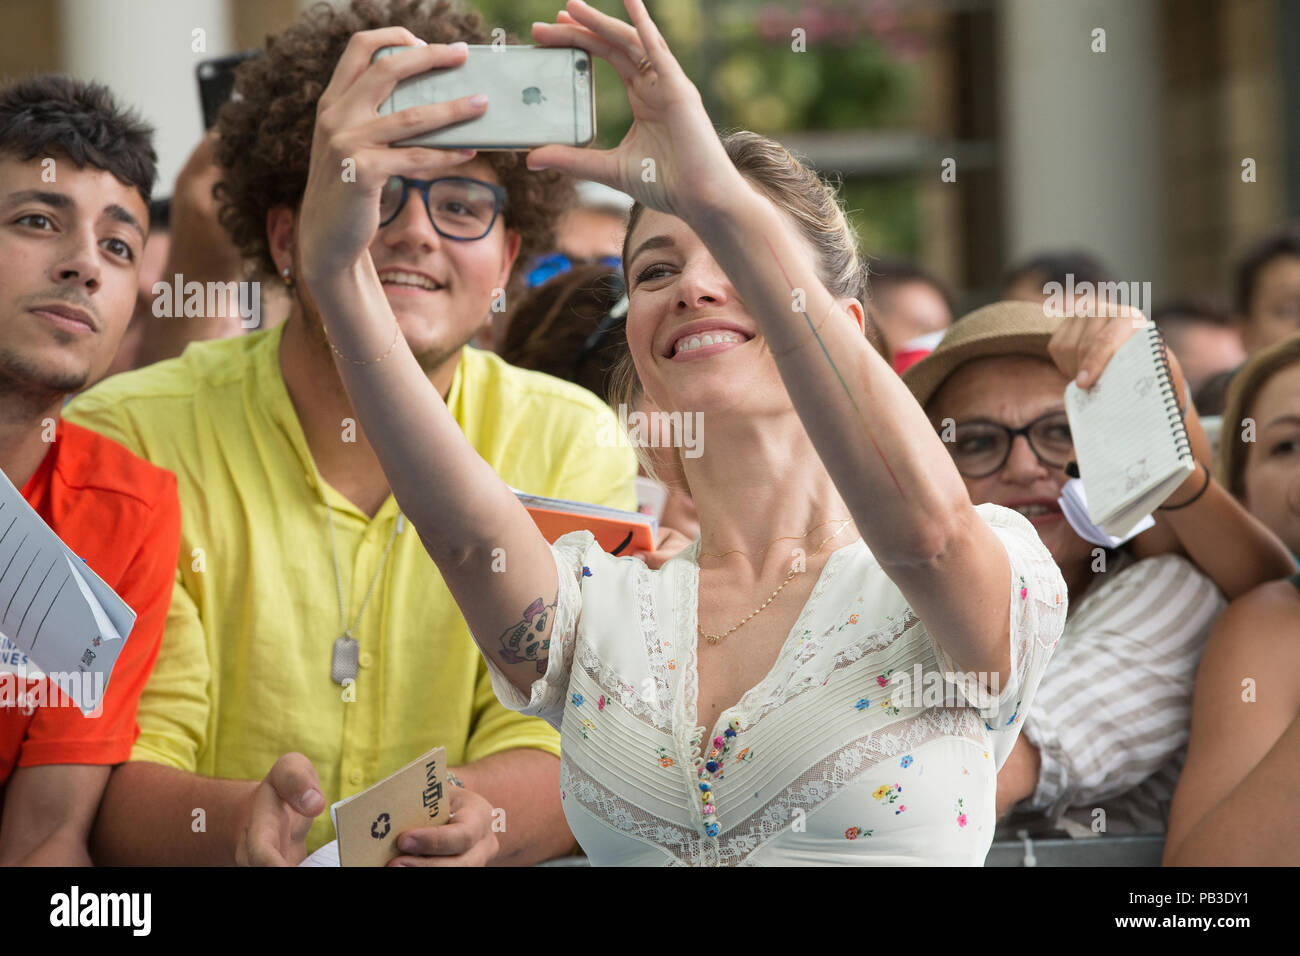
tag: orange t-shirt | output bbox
[0,421,180,801]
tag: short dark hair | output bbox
[1194,366,1237,418]
[148,196,171,230]
[0,74,156,206]
[215,0,573,280]
[1152,297,1233,330]
[868,256,954,319]
[1232,224,1300,317]
[1000,249,1113,296]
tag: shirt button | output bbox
[349,768,363,785]
[359,651,373,668]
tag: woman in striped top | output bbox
[905,303,1294,836]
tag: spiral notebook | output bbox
[1064,324,1196,538]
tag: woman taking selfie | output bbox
[295,0,1071,865]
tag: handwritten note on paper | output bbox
[330,745,450,867]
[0,467,136,714]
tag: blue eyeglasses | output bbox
[378,175,507,240]
[526,252,622,288]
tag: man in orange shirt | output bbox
[0,75,180,865]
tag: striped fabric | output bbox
[1014,550,1225,834]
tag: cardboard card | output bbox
[331,745,451,867]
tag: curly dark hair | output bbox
[0,74,156,208]
[214,0,573,280]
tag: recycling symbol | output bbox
[370,812,391,839]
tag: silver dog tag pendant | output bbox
[331,632,360,685]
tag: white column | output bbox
[998,0,1162,292]
[58,0,233,194]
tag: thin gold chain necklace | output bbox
[697,518,855,645]
[698,515,854,562]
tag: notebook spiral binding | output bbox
[1151,325,1194,464]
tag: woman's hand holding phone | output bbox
[527,0,746,227]
[297,28,487,285]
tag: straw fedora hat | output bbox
[902,301,1063,410]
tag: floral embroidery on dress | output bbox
[879,697,901,717]
[735,747,753,762]
[845,826,873,840]
[872,783,903,806]
[571,692,584,707]
[1018,574,1027,600]
[667,658,676,671]
[875,669,894,688]
[582,565,592,577]
[900,754,913,768]
[955,797,967,828]
[598,694,606,711]
[656,746,675,768]
[836,613,861,632]
[1006,699,1022,726]
[854,698,871,711]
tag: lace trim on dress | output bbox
[741,608,926,728]
[716,708,987,865]
[561,758,697,866]
[560,706,987,866]
[574,639,673,731]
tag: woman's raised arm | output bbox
[296,28,558,698]
[530,0,1020,682]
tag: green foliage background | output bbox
[469,0,920,256]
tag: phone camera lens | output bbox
[576,59,589,73]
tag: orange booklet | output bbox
[513,489,658,555]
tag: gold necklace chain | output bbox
[697,518,855,646]
[698,515,854,561]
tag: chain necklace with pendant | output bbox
[326,505,403,684]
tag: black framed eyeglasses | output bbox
[942,410,1073,479]
[378,175,507,240]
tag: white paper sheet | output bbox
[1058,478,1155,548]
[0,466,136,714]
[299,840,340,867]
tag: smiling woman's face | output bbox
[1241,361,1300,555]
[623,206,837,421]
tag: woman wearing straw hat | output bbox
[292,0,1075,865]
[1164,334,1300,864]
[904,301,1293,836]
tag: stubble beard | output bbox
[296,286,476,377]
[0,344,90,422]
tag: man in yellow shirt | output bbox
[65,1,637,866]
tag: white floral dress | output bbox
[483,503,1066,865]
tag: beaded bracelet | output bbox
[1157,461,1211,511]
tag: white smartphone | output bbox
[374,44,595,150]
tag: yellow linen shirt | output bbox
[65,325,637,852]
